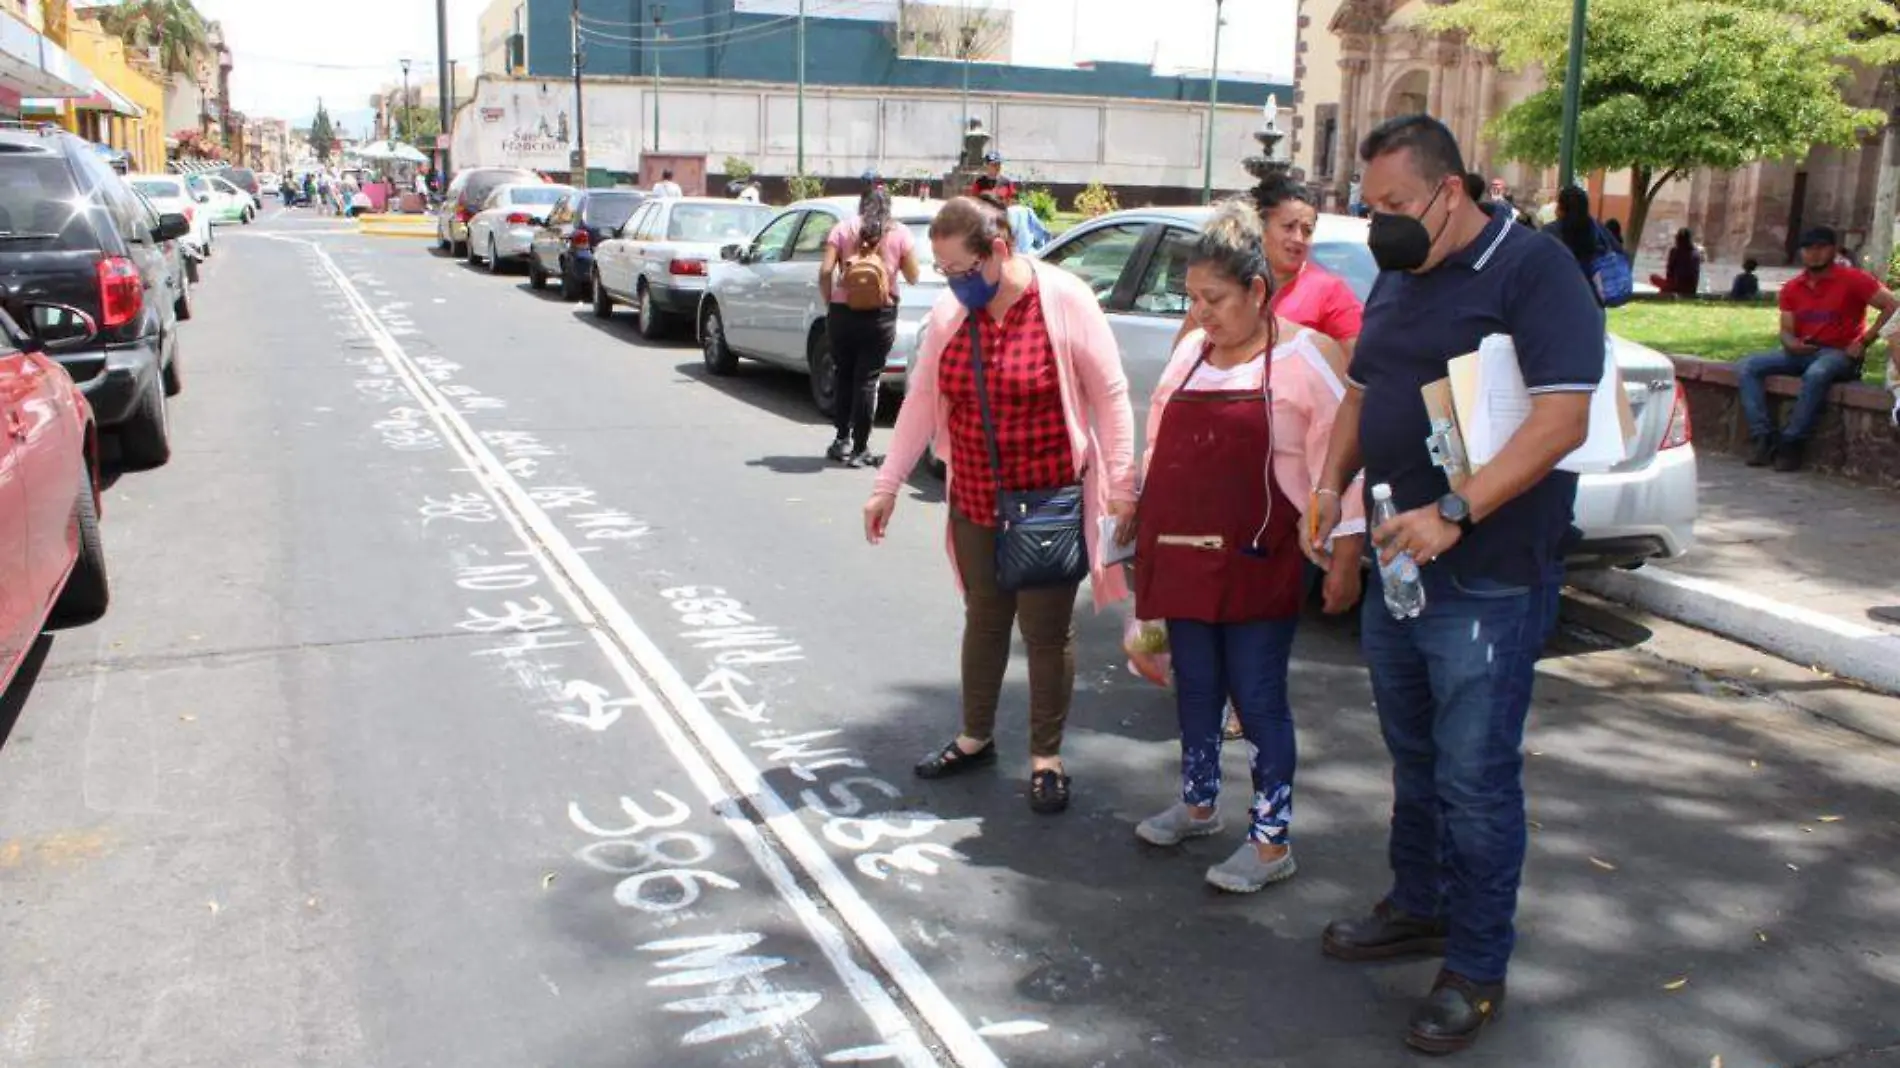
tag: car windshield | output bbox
[0,155,101,250]
[508,186,568,206]
[1311,240,1378,301]
[464,171,538,207]
[583,192,642,230]
[133,179,184,200]
[667,203,772,243]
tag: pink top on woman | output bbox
[1270,262,1363,343]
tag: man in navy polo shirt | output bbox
[1306,115,1600,1054]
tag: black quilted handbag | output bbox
[967,321,1089,592]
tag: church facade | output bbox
[1290,0,1891,270]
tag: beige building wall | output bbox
[479,0,526,78]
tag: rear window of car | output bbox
[508,186,567,206]
[902,220,935,268]
[224,168,256,185]
[463,170,538,207]
[0,153,103,251]
[583,192,642,230]
[666,203,772,243]
[133,179,184,200]
[1312,240,1378,301]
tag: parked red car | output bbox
[1,301,108,693]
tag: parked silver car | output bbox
[591,196,774,340]
[921,207,1696,568]
[695,196,943,415]
[465,183,573,273]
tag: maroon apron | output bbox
[1135,347,1305,624]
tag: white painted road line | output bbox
[300,236,1000,1068]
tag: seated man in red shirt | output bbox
[967,151,1017,204]
[1737,227,1897,471]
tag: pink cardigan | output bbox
[1141,327,1367,541]
[874,260,1138,609]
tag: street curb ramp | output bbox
[1573,566,1900,697]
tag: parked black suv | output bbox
[0,124,187,467]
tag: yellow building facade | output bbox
[28,0,168,172]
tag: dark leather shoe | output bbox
[914,738,996,780]
[1746,435,1778,467]
[1321,899,1448,961]
[1773,439,1806,472]
[1406,970,1505,1055]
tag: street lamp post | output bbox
[436,0,451,176]
[1556,0,1588,189]
[399,58,411,143]
[652,5,664,154]
[571,0,587,186]
[796,0,805,176]
[1201,0,1225,205]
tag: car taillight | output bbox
[455,204,472,222]
[506,212,533,225]
[182,205,194,222]
[1661,383,1692,450]
[96,256,142,328]
[668,258,705,276]
[570,229,591,249]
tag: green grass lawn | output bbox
[1608,300,1890,384]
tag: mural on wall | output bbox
[496,82,571,169]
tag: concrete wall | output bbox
[479,0,525,77]
[1674,356,1900,490]
[522,0,1287,108]
[453,75,1282,192]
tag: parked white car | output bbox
[931,207,1696,569]
[465,183,573,274]
[188,172,253,225]
[591,196,774,339]
[127,172,213,263]
[697,196,942,415]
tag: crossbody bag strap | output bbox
[966,319,1006,523]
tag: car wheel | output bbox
[185,255,200,284]
[486,238,503,274]
[47,458,108,629]
[162,343,183,396]
[592,271,614,319]
[465,236,480,263]
[241,206,254,225]
[558,261,580,301]
[701,302,738,375]
[452,238,467,258]
[120,371,172,469]
[173,280,192,322]
[528,257,547,290]
[636,282,667,341]
[808,327,837,417]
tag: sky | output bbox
[201,0,1296,133]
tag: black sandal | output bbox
[914,738,996,780]
[1028,768,1072,814]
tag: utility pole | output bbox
[1201,0,1224,205]
[652,5,664,153]
[1556,0,1587,189]
[571,0,587,187]
[796,0,806,176]
[436,0,451,176]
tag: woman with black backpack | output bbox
[1543,185,1630,307]
[820,187,921,466]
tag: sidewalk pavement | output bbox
[1574,451,1900,716]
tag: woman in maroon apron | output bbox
[1125,200,1366,891]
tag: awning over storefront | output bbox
[23,79,143,117]
[0,10,90,100]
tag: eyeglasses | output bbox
[935,259,987,282]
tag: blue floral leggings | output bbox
[1164,618,1300,845]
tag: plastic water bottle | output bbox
[1371,483,1427,620]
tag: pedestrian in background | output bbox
[864,195,1137,815]
[1543,185,1627,306]
[1310,114,1602,1054]
[653,169,683,198]
[819,186,919,467]
[1127,198,1365,891]
[1649,227,1703,297]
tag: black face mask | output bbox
[1368,182,1450,273]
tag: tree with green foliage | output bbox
[1424,0,1899,252]
[98,0,211,78]
[308,103,337,164]
[404,109,442,155]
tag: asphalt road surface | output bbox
[2,210,1897,1068]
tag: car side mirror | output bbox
[195,194,210,203]
[155,212,191,242]
[720,243,741,262]
[11,301,98,353]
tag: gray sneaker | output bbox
[1135,802,1224,846]
[1205,841,1298,893]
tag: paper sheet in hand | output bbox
[1449,335,1629,475]
[1099,515,1136,564]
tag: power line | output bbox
[575,0,858,30]
[576,15,803,48]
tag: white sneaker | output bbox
[1205,841,1297,893]
[1135,802,1224,846]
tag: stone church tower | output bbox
[1291,0,1891,271]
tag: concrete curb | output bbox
[356,214,435,238]
[1571,566,1900,697]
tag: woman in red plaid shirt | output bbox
[866,196,1138,815]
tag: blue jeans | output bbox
[1360,568,1563,983]
[1736,346,1857,444]
[1165,618,1300,845]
